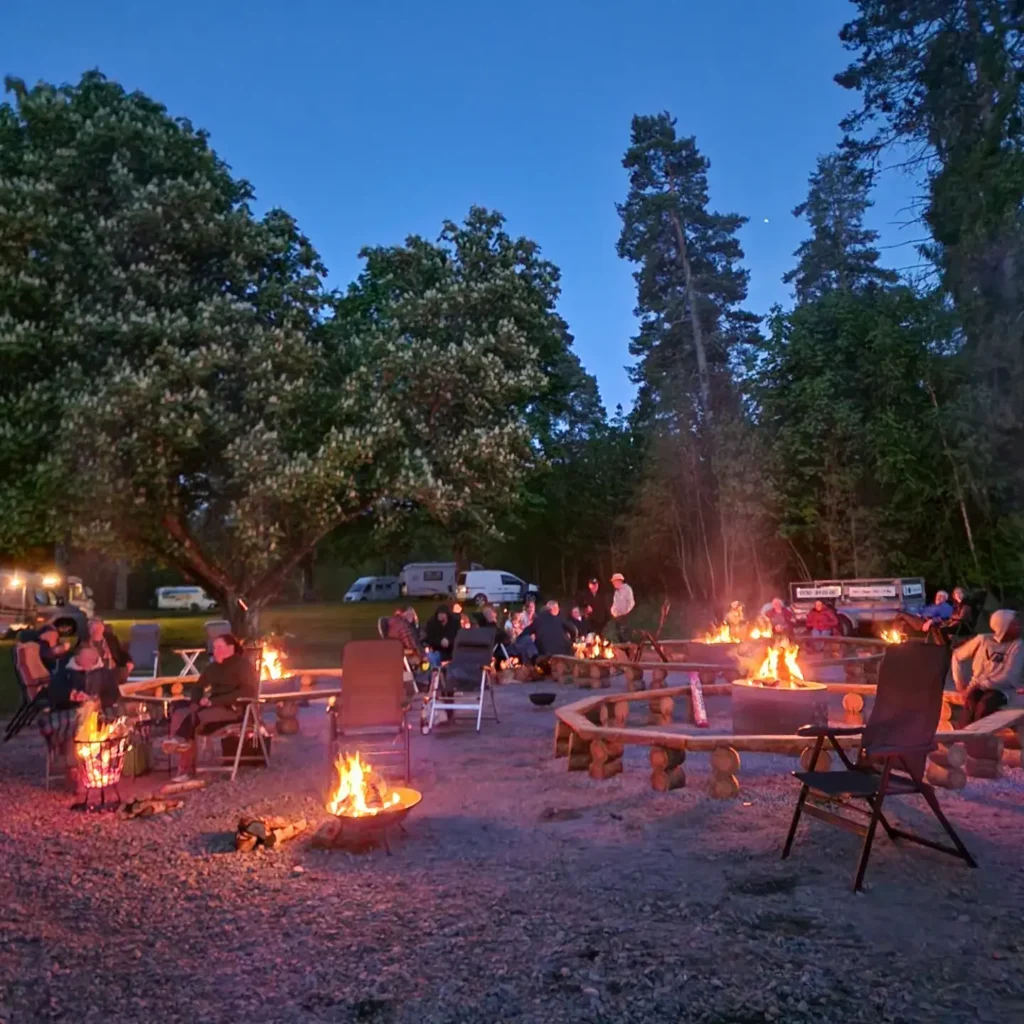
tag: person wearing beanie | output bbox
[952,610,1024,723]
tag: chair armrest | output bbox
[796,724,864,738]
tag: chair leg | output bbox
[476,671,486,731]
[425,673,439,734]
[918,782,978,868]
[782,784,809,859]
[230,705,252,782]
[490,678,499,723]
[853,762,892,891]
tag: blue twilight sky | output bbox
[5,0,921,412]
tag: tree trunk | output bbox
[227,596,263,639]
[114,559,129,612]
[669,209,712,420]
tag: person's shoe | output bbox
[171,773,193,784]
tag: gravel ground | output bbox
[2,677,1023,1024]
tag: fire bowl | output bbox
[326,787,422,854]
[530,692,557,707]
[731,679,828,736]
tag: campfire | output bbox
[259,642,287,681]
[573,634,617,660]
[700,621,773,643]
[748,640,806,689]
[73,701,132,811]
[702,622,735,644]
[327,751,401,817]
[880,628,906,645]
[731,641,827,734]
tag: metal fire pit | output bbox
[72,733,132,813]
[731,679,828,736]
[331,787,422,854]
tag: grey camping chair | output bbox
[426,626,499,733]
[127,623,161,680]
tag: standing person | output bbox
[725,600,746,638]
[609,573,635,643]
[79,618,134,688]
[804,600,839,637]
[952,610,1024,723]
[166,633,259,780]
[765,597,796,640]
[576,578,610,636]
[32,624,72,677]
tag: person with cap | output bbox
[576,577,610,636]
[609,573,635,642]
[952,610,1024,723]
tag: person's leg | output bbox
[615,615,631,643]
[972,688,1008,722]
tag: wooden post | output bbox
[709,773,739,799]
[650,668,667,688]
[798,747,831,772]
[613,701,630,727]
[589,758,623,780]
[650,746,685,771]
[590,739,625,764]
[275,701,300,736]
[841,692,864,714]
[710,747,741,775]
[651,766,686,791]
[553,720,571,759]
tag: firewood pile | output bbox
[234,815,308,852]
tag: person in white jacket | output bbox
[952,609,1023,723]
[609,573,635,642]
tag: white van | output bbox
[343,576,401,602]
[455,570,537,606]
[399,562,457,599]
[155,586,218,612]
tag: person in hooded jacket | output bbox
[61,644,119,707]
[952,609,1024,723]
[424,604,460,666]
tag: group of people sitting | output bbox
[892,587,976,644]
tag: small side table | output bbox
[175,648,204,676]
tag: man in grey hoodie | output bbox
[952,609,1023,723]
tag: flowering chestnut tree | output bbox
[0,74,567,633]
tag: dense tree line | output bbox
[2,2,1022,623]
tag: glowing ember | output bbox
[752,641,805,688]
[573,634,616,660]
[326,752,401,818]
[880,628,905,645]
[260,644,287,681]
[74,701,131,789]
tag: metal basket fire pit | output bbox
[72,732,132,812]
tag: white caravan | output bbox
[399,563,457,599]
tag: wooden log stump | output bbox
[275,701,300,736]
[553,720,571,759]
[1003,748,1022,769]
[550,659,566,680]
[651,766,686,791]
[589,758,623,781]
[624,666,643,692]
[612,701,630,727]
[965,755,1002,779]
[710,773,740,799]
[965,735,1004,761]
[841,692,864,713]
[159,778,206,796]
[799,747,832,772]
[591,738,625,764]
[647,696,674,722]
[567,753,592,772]
[650,746,685,771]
[710,747,741,776]
[170,680,185,697]
[311,818,342,849]
[933,743,967,770]
[124,798,183,819]
[925,760,967,790]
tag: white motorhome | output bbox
[155,586,218,612]
[455,570,538,606]
[399,563,457,599]
[343,576,401,602]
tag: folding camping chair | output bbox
[204,619,232,653]
[127,623,161,681]
[3,641,52,742]
[782,643,977,891]
[425,627,499,733]
[328,639,411,782]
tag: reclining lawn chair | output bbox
[425,627,499,733]
[782,643,977,891]
[127,622,161,681]
[328,639,411,782]
[204,619,232,653]
[4,640,53,742]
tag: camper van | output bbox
[399,563,457,599]
[455,570,538,606]
[155,586,218,612]
[343,576,402,602]
[0,570,88,638]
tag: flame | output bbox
[573,635,616,660]
[880,628,905,645]
[753,641,805,688]
[326,752,401,818]
[74,701,130,789]
[702,622,735,644]
[748,625,772,640]
[260,644,286,681]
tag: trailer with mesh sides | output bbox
[788,578,926,636]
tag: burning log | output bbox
[266,818,307,849]
[124,798,184,818]
[650,746,685,771]
[235,815,307,852]
[159,778,207,796]
[651,766,686,791]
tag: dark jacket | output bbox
[62,653,119,708]
[424,606,459,662]
[805,606,839,633]
[192,653,259,707]
[78,626,130,669]
[25,631,69,676]
[577,587,609,634]
[529,610,579,657]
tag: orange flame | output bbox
[702,622,735,644]
[880,628,905,645]
[260,644,286,681]
[74,702,130,788]
[573,635,616,660]
[754,642,805,688]
[748,625,772,640]
[326,752,401,818]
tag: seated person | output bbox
[79,617,134,687]
[725,600,746,637]
[479,604,512,661]
[62,645,119,708]
[31,624,72,677]
[424,605,459,666]
[570,605,587,633]
[952,610,1023,723]
[386,605,427,662]
[894,590,954,640]
[940,587,976,640]
[765,597,795,640]
[804,599,840,637]
[528,600,579,661]
[167,633,259,780]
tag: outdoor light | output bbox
[41,574,61,588]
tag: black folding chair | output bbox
[426,627,498,732]
[782,643,977,891]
